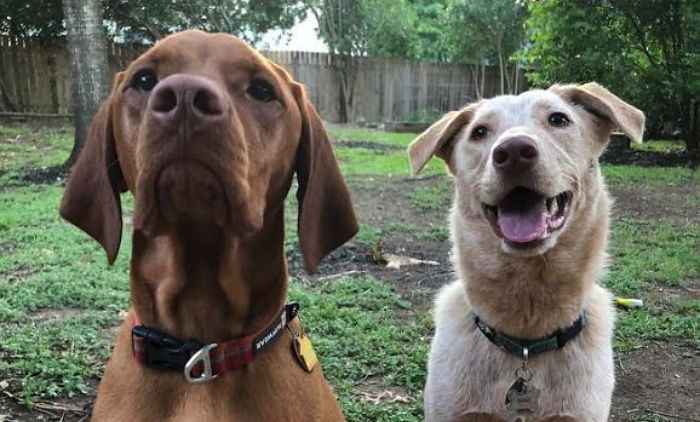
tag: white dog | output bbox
[409,83,644,422]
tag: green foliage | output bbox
[406,108,442,124]
[447,0,526,65]
[521,0,700,156]
[304,0,420,58]
[409,0,452,61]
[0,0,303,44]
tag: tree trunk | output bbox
[497,33,505,95]
[334,53,357,123]
[62,0,110,168]
[686,99,699,168]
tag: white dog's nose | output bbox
[492,137,539,174]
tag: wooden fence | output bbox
[0,36,527,122]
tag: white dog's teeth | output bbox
[549,198,559,215]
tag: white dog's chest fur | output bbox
[425,281,615,422]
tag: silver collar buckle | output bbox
[184,343,219,384]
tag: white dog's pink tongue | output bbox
[498,201,547,243]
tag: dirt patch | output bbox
[0,265,35,284]
[602,148,691,167]
[0,241,16,256]
[334,139,402,151]
[20,166,66,186]
[646,283,700,303]
[0,389,93,422]
[611,342,699,421]
[610,184,700,224]
[289,175,454,307]
[29,308,84,324]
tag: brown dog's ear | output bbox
[60,76,127,265]
[551,82,645,143]
[292,83,359,274]
[408,105,478,175]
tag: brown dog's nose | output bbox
[149,75,226,123]
[492,137,539,173]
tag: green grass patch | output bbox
[329,128,417,148]
[407,183,453,212]
[0,185,132,403]
[289,277,430,421]
[605,219,699,295]
[602,165,697,187]
[334,146,446,177]
[615,300,699,351]
[0,124,72,185]
[606,218,699,351]
[328,127,445,176]
[632,139,686,153]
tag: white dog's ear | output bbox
[408,106,477,175]
[551,82,645,143]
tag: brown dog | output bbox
[60,30,357,421]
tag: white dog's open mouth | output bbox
[482,187,573,245]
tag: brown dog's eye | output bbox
[132,69,158,91]
[471,126,488,141]
[246,79,276,102]
[548,112,570,128]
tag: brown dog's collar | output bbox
[131,303,299,383]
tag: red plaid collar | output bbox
[131,303,299,383]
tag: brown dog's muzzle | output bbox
[150,75,228,127]
[133,74,259,235]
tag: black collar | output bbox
[471,311,586,359]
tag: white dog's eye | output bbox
[548,112,570,128]
[471,125,488,141]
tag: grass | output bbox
[328,128,446,176]
[333,147,446,177]
[329,128,416,148]
[290,278,430,421]
[1,123,699,418]
[602,165,697,187]
[605,219,699,295]
[632,139,686,153]
[0,185,132,403]
[407,183,453,212]
[0,124,72,185]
